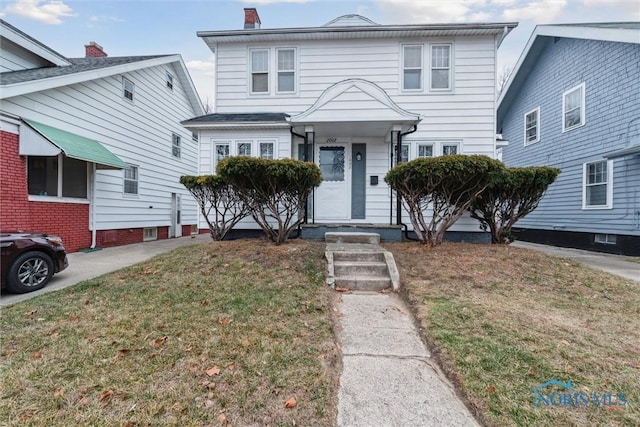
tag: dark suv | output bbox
[1,231,68,294]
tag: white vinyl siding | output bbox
[430,44,451,91]
[402,45,422,91]
[583,160,612,209]
[277,48,296,93]
[524,107,540,145]
[250,49,269,94]
[563,82,585,132]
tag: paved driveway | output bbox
[1,234,210,307]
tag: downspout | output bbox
[396,125,419,241]
[90,163,97,248]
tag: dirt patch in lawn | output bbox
[385,241,640,427]
[1,239,339,426]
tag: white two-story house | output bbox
[1,19,204,252]
[183,9,516,240]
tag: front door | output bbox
[315,144,350,220]
[170,193,182,238]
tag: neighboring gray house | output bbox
[497,23,640,255]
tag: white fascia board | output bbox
[537,25,640,45]
[0,55,181,99]
[171,58,205,116]
[0,23,70,66]
[497,26,540,109]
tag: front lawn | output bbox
[386,242,639,426]
[0,239,337,426]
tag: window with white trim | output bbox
[594,234,616,245]
[417,144,434,158]
[276,48,295,93]
[143,227,158,241]
[259,141,274,159]
[583,160,612,209]
[27,155,88,198]
[402,45,422,90]
[524,107,540,145]
[166,73,174,90]
[123,77,134,101]
[563,83,585,131]
[442,142,460,156]
[214,142,230,173]
[124,165,139,195]
[191,132,198,142]
[250,49,269,93]
[430,44,451,90]
[399,144,410,162]
[237,141,252,156]
[172,133,181,158]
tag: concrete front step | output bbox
[335,276,392,291]
[333,251,386,263]
[334,261,389,277]
[325,232,380,245]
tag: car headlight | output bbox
[46,236,63,245]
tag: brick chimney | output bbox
[85,41,107,58]
[244,8,261,29]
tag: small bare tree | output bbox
[497,65,512,98]
[180,175,249,241]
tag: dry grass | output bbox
[385,242,640,426]
[1,239,338,427]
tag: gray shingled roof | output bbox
[0,55,169,85]
[182,113,290,124]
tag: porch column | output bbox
[304,126,315,223]
[391,128,402,225]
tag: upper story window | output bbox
[27,155,87,199]
[172,133,181,158]
[277,48,296,93]
[524,107,540,145]
[563,82,585,132]
[123,77,135,101]
[124,165,139,195]
[418,144,434,158]
[583,160,612,209]
[250,49,269,93]
[166,73,174,90]
[430,45,451,90]
[402,45,422,90]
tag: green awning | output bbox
[23,119,128,169]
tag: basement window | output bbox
[144,227,158,241]
[594,234,616,245]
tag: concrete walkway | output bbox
[333,238,479,426]
[1,234,210,307]
[511,241,639,282]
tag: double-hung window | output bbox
[250,49,269,93]
[431,45,451,90]
[583,160,612,209]
[442,142,459,155]
[563,83,585,131]
[259,141,275,159]
[276,48,295,93]
[214,142,230,173]
[237,141,252,156]
[524,107,540,145]
[172,133,181,158]
[123,77,134,101]
[399,144,410,162]
[418,144,434,158]
[166,73,174,90]
[124,165,139,195]
[403,45,422,90]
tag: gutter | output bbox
[395,125,420,241]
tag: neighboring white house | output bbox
[183,9,517,240]
[0,19,205,252]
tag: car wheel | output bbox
[7,251,54,293]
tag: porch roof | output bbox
[21,119,127,169]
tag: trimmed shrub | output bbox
[217,156,322,244]
[470,166,560,244]
[180,174,250,241]
[385,155,504,246]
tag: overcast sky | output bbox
[2,0,638,103]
